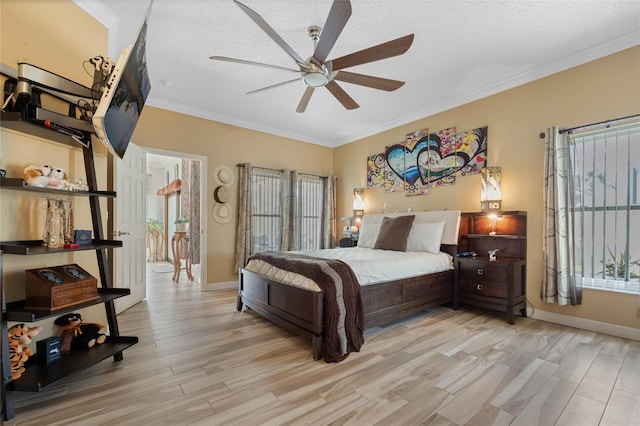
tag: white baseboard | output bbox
[530,308,640,341]
[204,280,237,291]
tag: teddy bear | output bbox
[8,323,42,380]
[24,164,68,189]
[54,313,106,353]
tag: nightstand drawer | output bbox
[459,277,508,298]
[458,261,509,282]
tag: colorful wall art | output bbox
[367,153,389,190]
[367,125,488,196]
[454,126,488,177]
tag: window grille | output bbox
[571,122,640,294]
[251,168,282,253]
[297,174,324,252]
[250,168,327,254]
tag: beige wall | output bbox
[131,107,334,283]
[2,1,638,332]
[334,46,640,330]
[1,1,109,332]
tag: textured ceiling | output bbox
[75,0,640,147]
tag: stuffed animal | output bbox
[54,313,106,353]
[24,164,52,187]
[24,164,68,189]
[8,323,42,380]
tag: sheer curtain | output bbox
[324,175,337,249]
[234,163,253,272]
[541,127,581,305]
[280,169,295,251]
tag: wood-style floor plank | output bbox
[6,262,638,425]
[510,376,578,426]
[600,388,640,426]
[576,352,624,403]
[555,393,606,426]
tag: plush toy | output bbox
[24,164,52,187]
[24,164,68,189]
[54,313,106,353]
[8,324,42,380]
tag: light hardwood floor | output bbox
[7,263,640,425]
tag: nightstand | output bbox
[454,256,526,324]
[454,211,527,324]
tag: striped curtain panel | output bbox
[280,170,294,251]
[541,126,581,305]
[324,175,337,249]
[234,163,253,272]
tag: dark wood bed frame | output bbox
[236,244,457,360]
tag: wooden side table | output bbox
[146,230,163,262]
[171,232,193,282]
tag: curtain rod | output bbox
[236,163,329,179]
[558,113,640,134]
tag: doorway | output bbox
[145,148,207,290]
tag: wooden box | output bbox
[25,264,99,311]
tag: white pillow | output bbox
[405,221,446,253]
[357,223,381,248]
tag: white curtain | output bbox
[324,175,337,249]
[541,127,581,305]
[234,163,253,272]
[279,169,294,251]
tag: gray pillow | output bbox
[374,215,416,251]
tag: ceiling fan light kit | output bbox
[210,0,414,113]
[302,61,331,87]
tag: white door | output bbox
[113,142,147,314]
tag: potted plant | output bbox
[175,215,189,232]
[147,218,162,234]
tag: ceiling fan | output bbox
[210,0,414,113]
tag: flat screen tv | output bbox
[92,2,152,159]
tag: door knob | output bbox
[113,230,130,236]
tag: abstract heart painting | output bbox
[367,126,488,196]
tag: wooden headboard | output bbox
[360,210,462,245]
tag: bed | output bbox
[237,210,461,361]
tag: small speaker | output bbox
[37,336,62,365]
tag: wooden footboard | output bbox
[238,269,325,359]
[238,268,453,360]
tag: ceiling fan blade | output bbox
[330,34,415,71]
[247,78,301,95]
[233,0,307,67]
[209,56,300,73]
[333,71,405,91]
[325,81,359,110]
[313,0,352,64]
[296,87,315,113]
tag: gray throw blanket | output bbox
[249,252,364,362]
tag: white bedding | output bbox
[244,247,453,292]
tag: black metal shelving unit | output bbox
[1,111,138,421]
[10,336,138,392]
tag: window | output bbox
[251,168,282,253]
[250,168,327,254]
[296,174,325,252]
[570,122,640,294]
